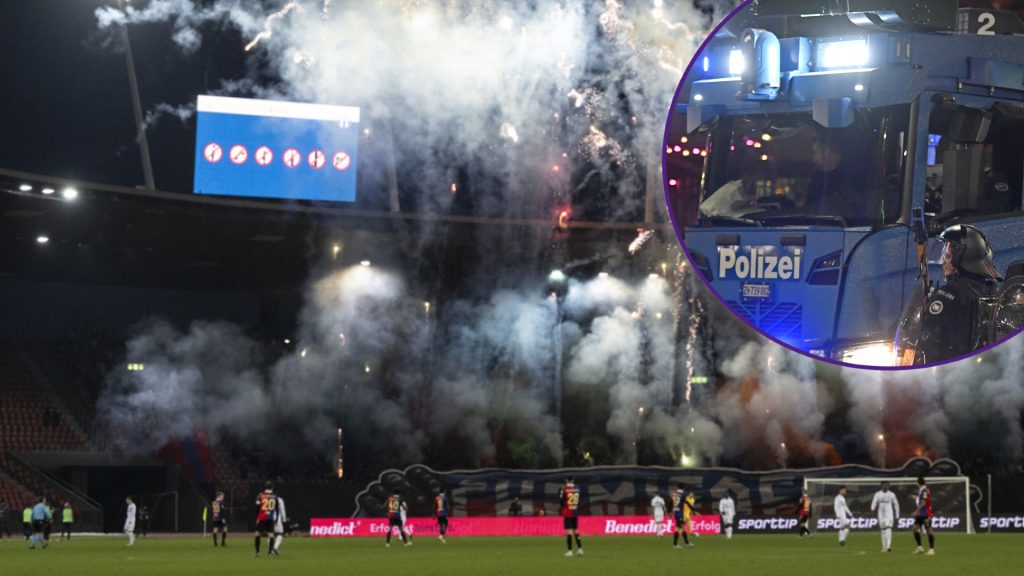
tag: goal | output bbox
[803,477,973,534]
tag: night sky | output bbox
[0,1,250,192]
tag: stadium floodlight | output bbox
[19,184,32,192]
[36,235,49,244]
[360,260,371,267]
[41,187,55,195]
[804,476,974,534]
[61,187,79,200]
[549,269,566,282]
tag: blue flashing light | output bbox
[928,134,942,165]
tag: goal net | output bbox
[804,477,973,534]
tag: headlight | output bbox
[728,49,746,76]
[833,341,895,367]
[816,38,868,69]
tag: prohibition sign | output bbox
[283,148,302,169]
[308,149,326,169]
[229,145,248,165]
[203,142,223,163]
[332,151,351,171]
[255,146,274,166]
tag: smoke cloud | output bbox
[842,338,1024,469]
[92,0,1024,478]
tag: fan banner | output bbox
[355,458,970,519]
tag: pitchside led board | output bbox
[193,95,359,202]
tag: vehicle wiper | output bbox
[929,209,978,230]
[754,214,849,227]
[696,215,763,227]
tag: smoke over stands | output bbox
[93,1,1024,478]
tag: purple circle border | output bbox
[659,0,1023,371]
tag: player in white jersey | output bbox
[871,481,900,552]
[399,500,413,543]
[718,492,736,540]
[124,496,137,546]
[270,496,287,556]
[651,493,667,537]
[833,486,853,546]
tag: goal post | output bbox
[803,476,973,534]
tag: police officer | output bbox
[918,224,1001,362]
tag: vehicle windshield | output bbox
[689,105,910,228]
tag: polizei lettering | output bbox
[718,247,802,280]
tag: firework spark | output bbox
[245,1,302,52]
[628,229,655,255]
[499,122,520,143]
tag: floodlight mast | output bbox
[120,0,156,192]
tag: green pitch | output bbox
[1,533,1019,575]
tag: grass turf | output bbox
[1,532,1018,575]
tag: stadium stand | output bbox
[0,344,90,452]
[0,343,103,528]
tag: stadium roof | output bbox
[0,167,667,295]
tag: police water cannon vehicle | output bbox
[667,0,1024,366]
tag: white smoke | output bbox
[91,0,734,468]
[144,103,195,129]
[840,338,1024,468]
[94,0,724,222]
[93,1,1024,474]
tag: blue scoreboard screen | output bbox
[193,95,360,202]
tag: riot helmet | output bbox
[938,224,1000,280]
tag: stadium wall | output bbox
[0,279,260,339]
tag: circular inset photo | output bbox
[664,0,1024,368]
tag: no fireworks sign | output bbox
[193,95,360,202]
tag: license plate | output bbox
[741,283,772,300]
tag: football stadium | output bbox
[0,1,1022,575]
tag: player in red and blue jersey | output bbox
[434,489,449,543]
[797,489,812,537]
[211,491,227,547]
[560,478,583,557]
[385,490,409,547]
[912,477,935,555]
[254,482,278,558]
